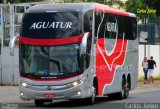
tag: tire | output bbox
[35,100,44,107]
[108,78,129,100]
[86,85,96,105]
[117,78,126,100]
[124,80,129,99]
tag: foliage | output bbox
[146,0,160,16]
[64,0,105,3]
[146,0,160,9]
[125,0,160,16]
[64,0,124,8]
[6,0,124,7]
[7,0,43,3]
[125,0,146,14]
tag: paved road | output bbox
[1,90,160,109]
[0,81,160,109]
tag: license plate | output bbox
[44,93,55,98]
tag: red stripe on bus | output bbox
[20,73,83,82]
[96,39,128,95]
[19,35,83,46]
[93,3,129,16]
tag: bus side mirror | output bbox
[80,32,90,55]
[9,36,19,56]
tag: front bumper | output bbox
[20,80,92,100]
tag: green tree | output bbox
[125,0,160,16]
[64,0,124,8]
[7,0,43,3]
[125,0,160,24]
[125,0,146,14]
[64,0,104,3]
[125,0,148,23]
[146,0,160,16]
[105,0,124,8]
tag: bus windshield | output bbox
[21,11,82,39]
[20,44,82,79]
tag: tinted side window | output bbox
[104,14,119,39]
[95,12,104,38]
[95,12,120,39]
[95,11,137,40]
[117,15,123,39]
[124,17,137,40]
[84,10,93,33]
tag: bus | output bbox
[10,3,138,106]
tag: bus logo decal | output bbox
[30,22,72,29]
[106,22,118,32]
[96,36,128,95]
[47,86,52,90]
[95,5,128,95]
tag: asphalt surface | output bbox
[0,80,160,103]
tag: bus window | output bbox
[86,36,92,68]
[21,11,82,39]
[95,12,118,39]
[95,12,105,38]
[104,14,118,39]
[124,17,137,40]
[117,15,123,39]
[84,10,93,33]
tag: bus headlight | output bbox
[67,80,83,88]
[20,82,31,87]
[72,81,80,86]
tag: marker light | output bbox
[77,91,81,95]
[20,92,24,96]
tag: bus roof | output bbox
[26,3,136,18]
[26,3,92,13]
[94,3,136,17]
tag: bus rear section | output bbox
[9,3,138,106]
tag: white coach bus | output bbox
[10,3,138,106]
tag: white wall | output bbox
[0,47,19,85]
[139,45,160,78]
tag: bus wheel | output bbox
[124,80,129,99]
[35,100,44,107]
[86,86,96,105]
[117,78,126,100]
